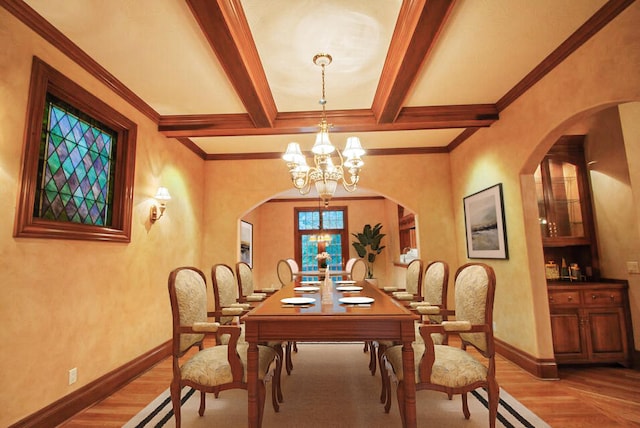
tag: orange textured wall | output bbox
[449,3,640,357]
[0,9,204,426]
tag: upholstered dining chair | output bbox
[212,263,284,410]
[344,257,357,276]
[346,257,375,369]
[370,259,424,376]
[379,260,450,410]
[168,266,277,427]
[286,257,300,275]
[236,261,272,303]
[275,258,298,373]
[384,259,424,301]
[382,263,499,427]
[409,260,450,344]
[348,258,367,281]
[211,263,252,324]
[277,259,294,287]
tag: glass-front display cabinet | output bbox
[534,135,599,280]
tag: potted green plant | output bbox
[351,223,386,279]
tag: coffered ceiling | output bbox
[10,0,629,161]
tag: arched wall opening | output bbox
[236,185,427,290]
[521,101,640,353]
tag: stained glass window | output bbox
[35,94,116,225]
[15,58,136,242]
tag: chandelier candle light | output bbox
[283,53,365,206]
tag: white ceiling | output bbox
[20,0,610,157]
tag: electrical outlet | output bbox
[68,367,77,385]
[627,261,640,274]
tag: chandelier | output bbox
[283,53,365,206]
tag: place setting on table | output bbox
[279,277,376,309]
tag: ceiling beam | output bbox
[371,0,456,124]
[186,0,277,128]
[158,104,497,138]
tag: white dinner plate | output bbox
[335,280,357,284]
[281,297,316,305]
[339,296,374,305]
[336,286,363,292]
[294,286,320,292]
[300,280,321,284]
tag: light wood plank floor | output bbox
[60,344,640,427]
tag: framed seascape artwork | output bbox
[240,220,253,267]
[463,184,508,259]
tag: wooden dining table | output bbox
[243,277,419,427]
[293,269,349,279]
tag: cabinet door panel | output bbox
[586,309,627,356]
[550,312,584,355]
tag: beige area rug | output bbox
[125,343,549,428]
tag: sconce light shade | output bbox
[154,187,172,201]
[150,187,171,223]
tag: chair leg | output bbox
[363,341,369,353]
[487,380,500,428]
[368,342,377,375]
[293,341,298,352]
[270,353,281,412]
[396,380,406,427]
[384,375,393,413]
[258,381,267,427]
[275,346,284,403]
[170,381,182,428]
[462,392,470,420]
[377,343,387,403]
[285,342,294,375]
[198,390,206,415]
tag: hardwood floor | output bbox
[60,344,640,427]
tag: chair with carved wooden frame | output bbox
[275,258,298,374]
[168,266,277,427]
[211,263,252,324]
[382,263,499,427]
[277,258,294,287]
[345,258,377,371]
[379,260,450,410]
[212,263,284,411]
[371,259,424,376]
[236,261,275,304]
[383,258,424,301]
[348,258,367,281]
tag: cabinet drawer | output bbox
[549,291,580,306]
[582,290,623,306]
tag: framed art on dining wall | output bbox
[463,183,508,259]
[240,220,253,267]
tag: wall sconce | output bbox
[150,187,171,223]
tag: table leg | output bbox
[401,340,417,428]
[247,340,260,427]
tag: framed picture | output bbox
[463,184,508,259]
[240,220,253,267]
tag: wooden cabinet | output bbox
[548,283,633,366]
[397,206,416,251]
[536,136,600,279]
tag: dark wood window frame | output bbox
[294,205,349,269]
[14,57,137,242]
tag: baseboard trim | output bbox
[496,337,559,379]
[9,340,171,428]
